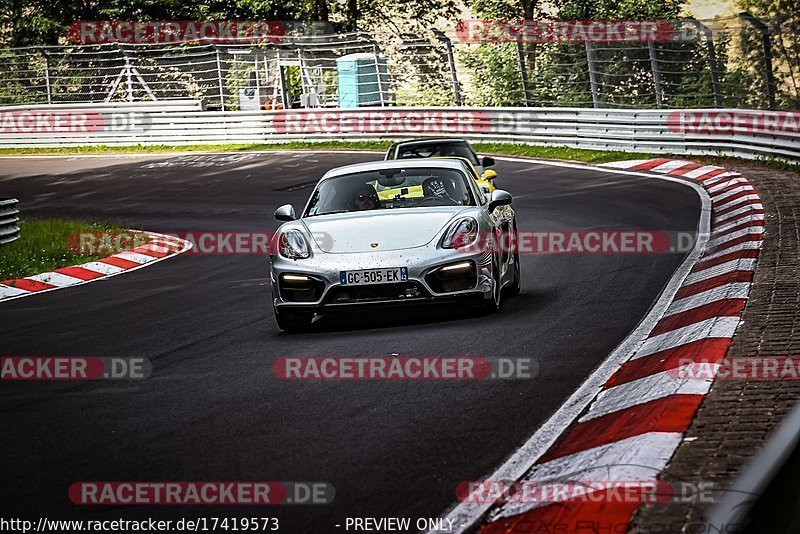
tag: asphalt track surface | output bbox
[0,152,700,531]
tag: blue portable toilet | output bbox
[336,53,389,108]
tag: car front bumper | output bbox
[270,247,494,312]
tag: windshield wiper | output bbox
[315,209,351,216]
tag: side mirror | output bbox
[482,169,498,181]
[482,156,496,168]
[489,189,512,211]
[274,204,296,221]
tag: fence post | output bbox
[431,29,462,106]
[517,37,532,107]
[214,45,226,111]
[371,43,387,107]
[41,49,52,105]
[123,50,134,102]
[740,12,777,110]
[584,41,600,108]
[648,42,664,108]
[684,19,723,108]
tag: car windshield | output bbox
[305,167,476,216]
[395,142,480,166]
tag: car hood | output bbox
[301,208,465,253]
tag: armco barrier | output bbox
[0,107,797,161]
[0,198,20,245]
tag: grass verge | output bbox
[0,141,655,164]
[0,219,127,281]
[0,141,796,172]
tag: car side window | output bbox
[461,165,487,205]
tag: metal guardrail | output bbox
[0,107,797,161]
[0,99,206,113]
[0,198,20,245]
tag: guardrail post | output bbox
[740,12,778,110]
[431,29,462,106]
[648,42,664,108]
[584,41,600,108]
[517,37,532,107]
[214,45,226,111]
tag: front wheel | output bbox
[479,253,502,314]
[506,250,521,298]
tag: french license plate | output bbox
[340,267,408,286]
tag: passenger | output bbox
[351,185,380,211]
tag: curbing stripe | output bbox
[578,370,713,422]
[0,231,192,304]
[651,299,746,337]
[472,158,762,534]
[605,338,731,388]
[539,395,705,463]
[665,282,753,316]
[52,266,106,281]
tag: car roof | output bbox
[321,158,470,180]
[391,138,470,148]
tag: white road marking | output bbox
[665,283,752,317]
[700,241,762,262]
[713,214,764,235]
[25,272,85,287]
[0,284,29,298]
[715,194,761,212]
[701,171,742,185]
[492,433,683,520]
[711,185,756,203]
[707,177,749,193]
[114,251,157,264]
[634,317,741,360]
[706,227,764,250]
[79,261,126,275]
[714,204,764,225]
[683,165,725,179]
[684,258,757,286]
[581,370,714,422]
[651,160,694,173]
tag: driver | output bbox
[422,176,457,203]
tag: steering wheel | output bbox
[416,196,460,206]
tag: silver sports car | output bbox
[269,158,520,332]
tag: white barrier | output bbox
[0,106,797,161]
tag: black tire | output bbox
[506,252,521,298]
[274,306,313,333]
[479,253,502,314]
[506,220,521,298]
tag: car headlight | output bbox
[279,229,311,259]
[442,217,479,249]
